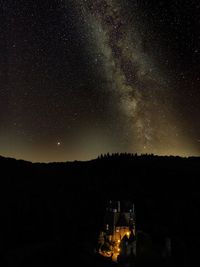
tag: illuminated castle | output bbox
[97,200,136,262]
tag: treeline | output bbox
[97,152,184,159]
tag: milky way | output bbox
[0,0,199,162]
[79,0,183,155]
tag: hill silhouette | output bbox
[0,154,200,266]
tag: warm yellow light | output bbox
[117,239,120,243]
[126,231,130,236]
[117,248,120,252]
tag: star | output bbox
[57,141,61,146]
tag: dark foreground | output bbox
[0,154,200,266]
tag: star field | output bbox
[0,0,200,162]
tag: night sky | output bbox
[1,0,200,162]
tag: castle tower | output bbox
[98,200,136,262]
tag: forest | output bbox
[0,154,200,266]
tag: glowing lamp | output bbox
[126,231,130,237]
